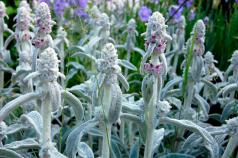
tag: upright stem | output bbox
[102,123,111,158]
[101,85,112,158]
[41,93,52,151]
[0,20,4,107]
[144,53,160,158]
[60,42,65,87]
[222,133,238,158]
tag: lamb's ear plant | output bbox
[93,43,128,158]
[140,11,171,158]
[0,1,14,107]
[4,0,36,112]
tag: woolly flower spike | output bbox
[145,12,172,54]
[230,50,238,68]
[190,20,205,56]
[0,1,6,18]
[127,19,136,33]
[156,100,171,116]
[35,2,55,34]
[96,13,110,28]
[98,43,120,75]
[37,47,60,82]
[15,7,31,31]
[226,117,238,135]
[204,51,217,65]
[19,0,32,12]
[102,43,117,59]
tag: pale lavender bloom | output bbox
[169,5,183,22]
[188,10,196,21]
[178,0,193,8]
[236,0,238,3]
[74,8,89,19]
[138,6,152,22]
[53,0,69,16]
[69,0,88,8]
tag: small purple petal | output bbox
[138,6,152,22]
[74,8,89,19]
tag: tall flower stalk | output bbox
[140,12,171,158]
[0,2,13,107]
[94,43,127,158]
[32,2,55,71]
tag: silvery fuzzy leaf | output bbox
[118,59,137,71]
[161,77,183,99]
[191,56,203,82]
[61,90,84,122]
[221,83,238,97]
[160,53,168,76]
[4,123,27,135]
[66,62,86,73]
[65,69,77,83]
[133,47,145,56]
[72,51,97,64]
[115,44,125,49]
[194,94,209,121]
[120,113,141,124]
[122,101,142,114]
[97,73,106,90]
[167,97,182,109]
[20,111,43,138]
[160,117,215,144]
[108,85,122,124]
[49,82,61,112]
[129,138,140,158]
[84,36,102,52]
[117,73,129,91]
[214,67,224,81]
[68,85,92,102]
[65,119,99,158]
[77,142,94,158]
[0,148,24,158]
[152,128,165,153]
[159,153,195,158]
[40,146,67,158]
[166,89,182,98]
[140,43,156,74]
[201,78,217,94]
[111,140,122,158]
[220,100,237,122]
[2,50,12,64]
[70,45,86,53]
[4,138,39,150]
[141,75,154,105]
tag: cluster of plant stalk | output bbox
[0,1,238,158]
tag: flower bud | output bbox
[0,1,6,18]
[35,2,55,34]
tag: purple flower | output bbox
[74,8,89,19]
[169,5,183,22]
[188,10,196,21]
[54,0,69,16]
[138,6,152,22]
[236,0,238,3]
[69,0,88,9]
[178,0,193,8]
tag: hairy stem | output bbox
[222,133,238,158]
